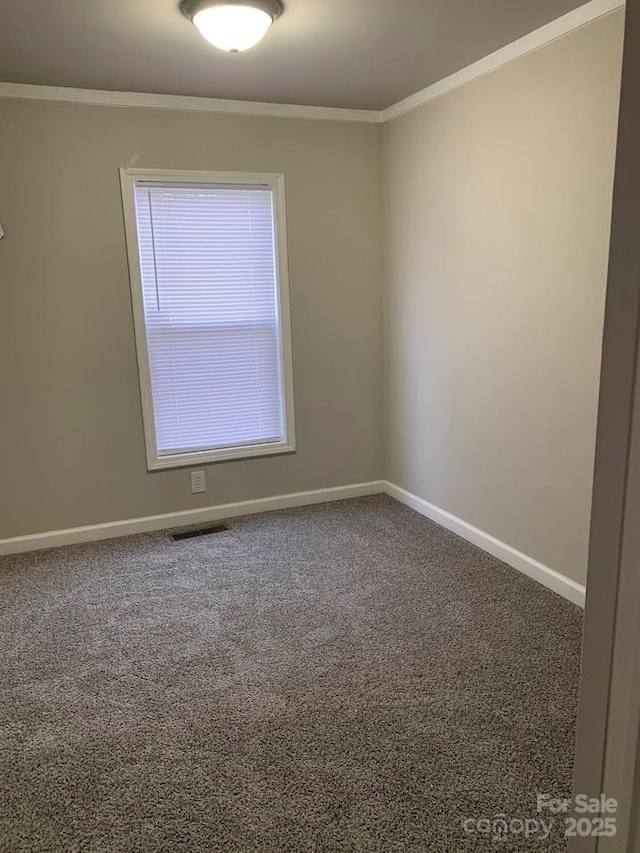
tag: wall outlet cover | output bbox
[191,471,206,494]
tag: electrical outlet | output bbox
[191,470,206,494]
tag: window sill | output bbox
[147,441,296,471]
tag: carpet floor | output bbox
[0,495,583,852]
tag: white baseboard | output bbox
[0,479,587,608]
[0,481,385,557]
[383,481,586,608]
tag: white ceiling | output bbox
[0,0,592,110]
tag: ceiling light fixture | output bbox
[180,0,284,53]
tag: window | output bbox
[120,169,295,470]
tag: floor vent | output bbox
[170,524,229,542]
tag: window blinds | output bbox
[133,183,285,457]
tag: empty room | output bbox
[2,0,638,849]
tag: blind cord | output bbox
[147,191,161,311]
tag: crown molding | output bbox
[382,0,625,122]
[0,82,382,123]
[0,0,625,125]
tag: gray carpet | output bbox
[0,495,583,852]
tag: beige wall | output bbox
[382,11,624,585]
[0,102,383,538]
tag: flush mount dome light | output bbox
[180,0,284,52]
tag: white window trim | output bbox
[119,168,296,471]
